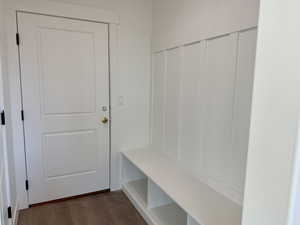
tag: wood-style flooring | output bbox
[18,191,147,225]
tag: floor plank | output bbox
[18,191,147,225]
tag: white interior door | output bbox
[18,12,110,205]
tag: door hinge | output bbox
[1,110,5,125]
[21,110,24,121]
[16,33,20,46]
[7,206,12,219]
[25,180,29,191]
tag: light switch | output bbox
[118,96,125,106]
[102,106,108,112]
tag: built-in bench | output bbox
[121,148,242,225]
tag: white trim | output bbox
[5,1,120,208]
[152,26,257,54]
[7,1,119,24]
[12,200,19,225]
[287,117,300,225]
[109,23,121,191]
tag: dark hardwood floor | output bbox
[18,191,147,225]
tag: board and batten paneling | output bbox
[151,52,165,150]
[231,29,257,192]
[179,41,206,177]
[164,48,181,160]
[203,33,238,190]
[151,28,257,204]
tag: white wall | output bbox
[151,29,257,205]
[0,1,9,223]
[152,0,259,51]
[0,0,18,223]
[242,1,300,225]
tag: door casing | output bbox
[17,12,111,204]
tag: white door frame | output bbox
[5,1,121,210]
[287,118,300,225]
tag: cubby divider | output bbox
[147,179,172,209]
[148,179,187,225]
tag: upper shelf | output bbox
[122,148,242,225]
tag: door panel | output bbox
[40,28,96,114]
[43,130,97,178]
[18,12,110,204]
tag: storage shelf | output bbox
[150,203,187,225]
[123,179,148,207]
[122,148,242,225]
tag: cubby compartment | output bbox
[122,156,148,207]
[122,153,189,225]
[148,179,187,225]
[187,216,200,225]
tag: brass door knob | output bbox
[102,117,109,124]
